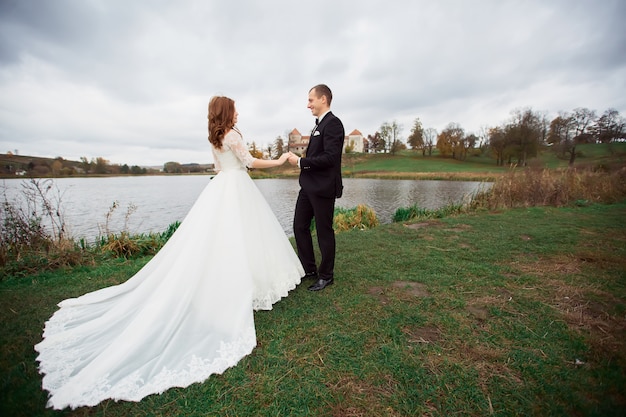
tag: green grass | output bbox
[341,143,626,179]
[344,151,506,174]
[2,202,625,416]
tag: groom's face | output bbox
[307,90,326,118]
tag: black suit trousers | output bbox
[293,189,336,280]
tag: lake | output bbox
[1,176,490,239]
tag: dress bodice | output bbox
[212,130,254,172]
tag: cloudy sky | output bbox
[1,0,624,167]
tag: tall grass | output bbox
[0,179,85,277]
[333,204,379,231]
[0,180,182,280]
[393,202,466,222]
[471,166,626,209]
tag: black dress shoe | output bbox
[302,271,318,280]
[308,278,334,291]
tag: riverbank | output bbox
[1,202,625,416]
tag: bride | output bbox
[34,96,304,410]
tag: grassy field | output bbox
[332,143,626,181]
[1,202,625,416]
[262,142,625,181]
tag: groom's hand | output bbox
[287,153,299,166]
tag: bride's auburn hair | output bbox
[208,96,237,149]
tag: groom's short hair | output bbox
[310,84,333,106]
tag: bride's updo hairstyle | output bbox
[208,96,236,149]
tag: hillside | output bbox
[0,154,212,178]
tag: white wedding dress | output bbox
[35,130,304,410]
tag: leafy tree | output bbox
[547,113,574,157]
[461,133,478,160]
[94,157,109,174]
[121,164,130,174]
[80,156,92,174]
[436,123,464,159]
[51,159,63,176]
[367,132,384,154]
[380,121,403,155]
[164,161,182,173]
[488,126,507,166]
[130,165,146,175]
[506,108,544,166]
[248,142,263,159]
[407,118,424,151]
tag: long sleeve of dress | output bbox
[223,131,255,169]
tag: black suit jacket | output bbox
[299,112,345,198]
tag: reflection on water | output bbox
[1,176,490,238]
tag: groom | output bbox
[288,84,345,291]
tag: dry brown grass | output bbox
[473,166,626,209]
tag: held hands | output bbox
[277,152,298,166]
[278,152,291,164]
[287,152,299,166]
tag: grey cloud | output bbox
[1,0,625,166]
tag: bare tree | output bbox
[273,136,285,157]
[423,127,437,156]
[593,108,625,143]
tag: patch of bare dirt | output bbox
[444,224,472,233]
[465,291,514,321]
[368,282,430,304]
[391,281,430,297]
[328,374,400,417]
[404,222,430,230]
[367,287,389,305]
[512,255,582,276]
[402,325,441,343]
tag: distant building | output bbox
[287,128,365,155]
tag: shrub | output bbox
[98,222,180,259]
[333,204,379,232]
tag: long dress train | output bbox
[34,130,304,409]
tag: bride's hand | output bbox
[278,152,291,164]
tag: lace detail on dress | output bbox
[252,270,301,311]
[38,323,256,410]
[212,130,254,170]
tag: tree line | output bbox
[2,154,152,177]
[404,107,625,166]
[244,106,625,167]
